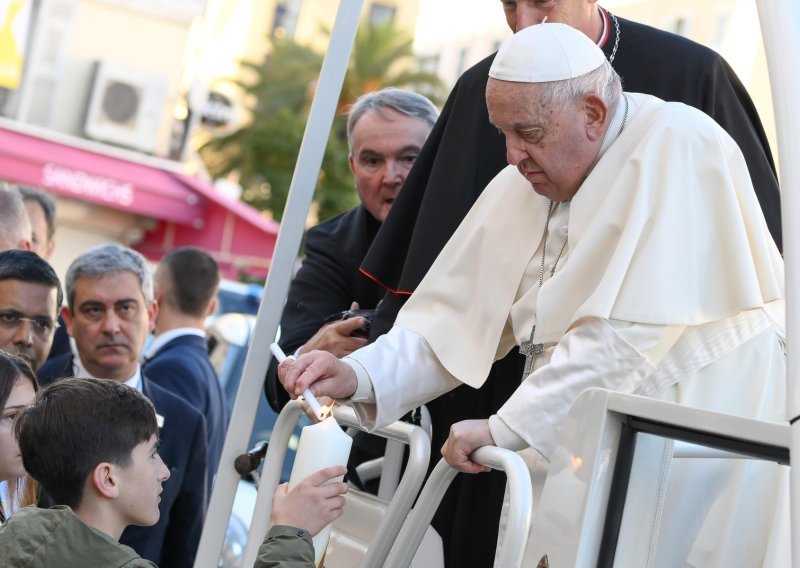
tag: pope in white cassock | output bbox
[279,24,787,566]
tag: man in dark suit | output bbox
[0,250,61,372]
[265,88,438,411]
[38,244,208,568]
[143,246,227,493]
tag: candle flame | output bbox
[570,456,583,471]
[320,404,334,420]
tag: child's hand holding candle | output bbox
[271,465,348,535]
[271,342,354,565]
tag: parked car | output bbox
[215,280,263,317]
[209,312,307,568]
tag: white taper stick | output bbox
[270,343,326,420]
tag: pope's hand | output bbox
[441,419,495,474]
[278,350,358,401]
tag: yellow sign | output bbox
[0,0,32,90]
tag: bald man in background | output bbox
[0,190,32,252]
[18,186,57,261]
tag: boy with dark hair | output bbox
[4,378,166,566]
[0,378,347,567]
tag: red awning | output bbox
[137,173,280,279]
[0,120,279,278]
[0,122,204,225]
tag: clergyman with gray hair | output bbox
[278,24,787,565]
[37,243,209,568]
[265,87,438,414]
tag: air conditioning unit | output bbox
[84,60,169,153]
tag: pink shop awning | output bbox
[137,173,280,279]
[0,123,205,225]
[0,121,279,278]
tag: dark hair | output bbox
[0,350,38,411]
[0,350,39,519]
[0,250,63,308]
[18,186,57,240]
[16,378,158,509]
[158,247,220,318]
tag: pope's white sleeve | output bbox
[493,317,686,458]
[342,325,462,430]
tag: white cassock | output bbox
[340,93,788,566]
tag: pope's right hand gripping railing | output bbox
[385,445,534,568]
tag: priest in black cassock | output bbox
[357,2,782,567]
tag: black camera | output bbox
[322,308,376,338]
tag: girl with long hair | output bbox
[0,351,38,522]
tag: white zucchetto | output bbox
[489,23,606,83]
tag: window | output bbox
[272,3,287,37]
[369,3,396,26]
[714,12,731,48]
[671,16,690,37]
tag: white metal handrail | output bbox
[193,2,365,566]
[526,388,790,567]
[384,446,533,568]
[241,401,431,567]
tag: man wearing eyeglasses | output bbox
[0,250,62,371]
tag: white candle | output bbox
[288,415,353,566]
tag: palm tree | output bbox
[200,20,444,222]
[200,39,323,215]
[339,21,444,109]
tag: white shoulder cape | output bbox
[396,93,784,388]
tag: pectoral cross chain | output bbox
[520,326,544,379]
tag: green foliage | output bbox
[339,21,445,106]
[200,20,444,222]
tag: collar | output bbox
[597,6,610,48]
[72,356,143,393]
[144,327,206,359]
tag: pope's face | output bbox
[487,79,605,201]
[63,272,156,382]
[348,108,432,223]
[500,0,598,34]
